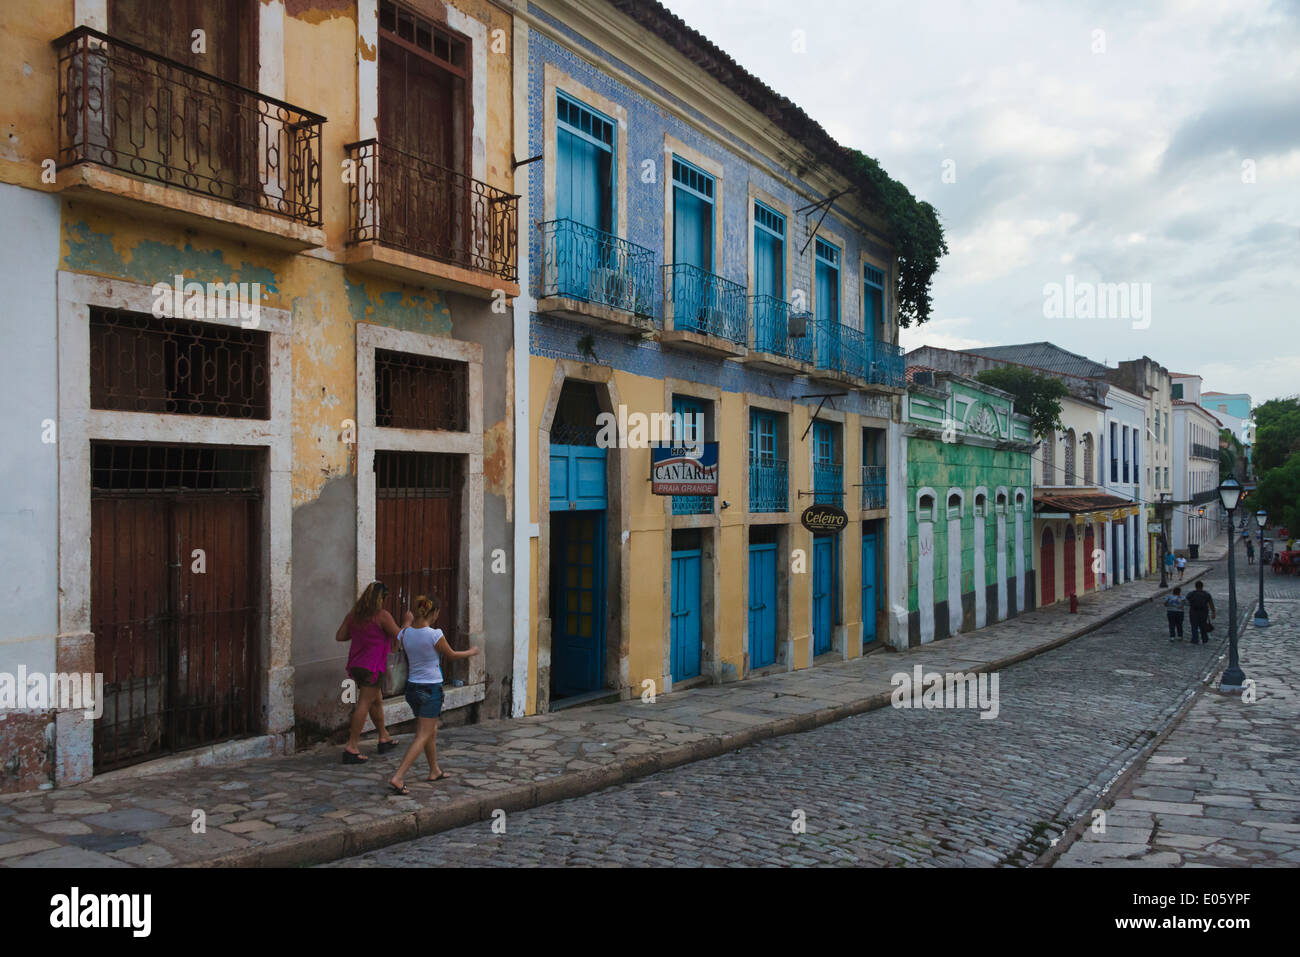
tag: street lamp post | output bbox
[1254,508,1269,628]
[1218,478,1247,691]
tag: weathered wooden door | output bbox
[670,548,703,681]
[748,542,778,669]
[375,451,462,692]
[812,535,836,656]
[92,465,260,771]
[1040,528,1056,606]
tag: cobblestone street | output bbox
[330,558,1264,868]
[1056,565,1300,867]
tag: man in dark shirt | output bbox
[1185,580,1216,644]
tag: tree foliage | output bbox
[845,149,948,329]
[1251,396,1300,475]
[974,366,1068,439]
[1251,453,1300,536]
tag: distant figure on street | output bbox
[1176,554,1187,580]
[1161,587,1186,642]
[1185,580,1216,644]
[386,595,480,795]
[1246,539,1255,565]
[336,581,404,764]
[1163,551,1175,578]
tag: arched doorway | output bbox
[1040,527,1056,606]
[1064,524,1077,597]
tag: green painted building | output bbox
[903,370,1036,645]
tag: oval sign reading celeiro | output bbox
[801,503,848,534]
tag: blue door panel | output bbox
[551,512,605,699]
[748,543,778,668]
[550,444,607,512]
[861,531,878,645]
[813,535,835,656]
[670,549,702,681]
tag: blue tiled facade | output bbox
[525,4,895,421]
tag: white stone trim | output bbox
[55,271,294,782]
[354,323,485,690]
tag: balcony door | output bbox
[108,0,255,205]
[378,1,469,263]
[672,157,715,330]
[555,94,615,299]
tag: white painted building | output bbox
[1171,374,1224,553]
[1101,383,1148,582]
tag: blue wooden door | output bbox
[549,444,607,512]
[748,543,778,668]
[670,548,702,681]
[861,530,878,645]
[551,511,605,698]
[813,535,836,656]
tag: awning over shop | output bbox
[1033,490,1141,524]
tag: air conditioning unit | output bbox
[590,267,626,308]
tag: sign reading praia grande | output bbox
[801,503,847,533]
[651,443,719,495]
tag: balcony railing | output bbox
[813,317,867,379]
[346,139,517,282]
[663,264,747,346]
[538,219,656,320]
[861,465,887,509]
[53,27,324,226]
[1191,443,1218,461]
[750,295,813,363]
[814,463,843,505]
[749,458,788,513]
[672,493,713,516]
[866,340,906,389]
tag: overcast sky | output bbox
[661,0,1300,406]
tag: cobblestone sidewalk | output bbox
[0,563,1209,868]
[1054,563,1300,867]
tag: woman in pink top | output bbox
[334,581,407,763]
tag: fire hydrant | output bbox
[1069,593,1079,614]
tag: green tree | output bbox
[1250,453,1300,536]
[1251,396,1300,475]
[974,366,1068,439]
[1219,427,1243,480]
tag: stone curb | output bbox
[185,572,1205,868]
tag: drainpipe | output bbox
[510,16,532,718]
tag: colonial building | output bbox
[512,0,913,712]
[901,369,1035,644]
[1108,357,1174,573]
[0,0,519,791]
[1172,374,1224,554]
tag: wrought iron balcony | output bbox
[749,458,788,513]
[750,295,813,363]
[866,339,906,389]
[812,317,868,380]
[346,139,517,282]
[663,263,748,347]
[861,465,887,509]
[814,463,843,505]
[1191,443,1219,461]
[538,219,656,319]
[53,26,324,226]
[672,493,713,516]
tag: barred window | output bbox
[90,309,270,419]
[375,349,468,432]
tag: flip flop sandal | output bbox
[387,781,410,795]
[342,750,369,764]
[426,771,448,782]
[377,739,400,754]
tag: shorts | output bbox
[347,667,381,688]
[405,681,444,719]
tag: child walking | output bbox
[1162,587,1186,642]
[335,581,404,763]
[387,595,480,795]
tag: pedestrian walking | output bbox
[1246,539,1255,565]
[386,595,481,795]
[1185,580,1216,644]
[1161,587,1186,641]
[335,581,404,763]
[1176,554,1187,580]
[1163,550,1175,578]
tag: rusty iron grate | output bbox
[375,348,468,432]
[90,308,270,419]
[91,442,261,494]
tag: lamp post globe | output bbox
[1254,509,1269,628]
[1217,478,1247,690]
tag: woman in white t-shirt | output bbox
[386,595,480,795]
